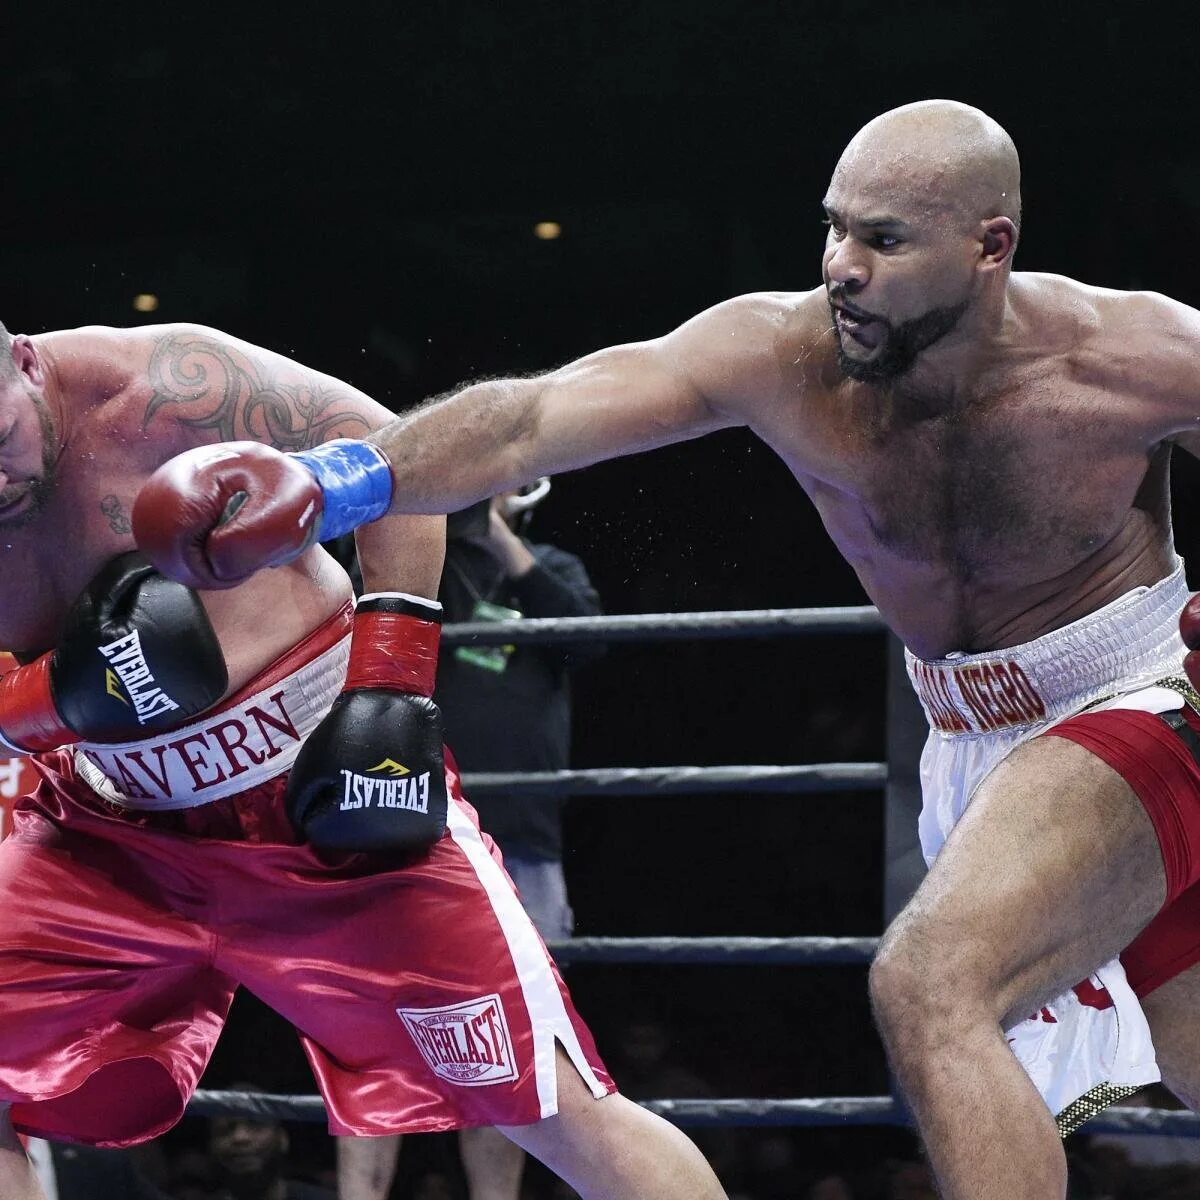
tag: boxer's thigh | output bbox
[879,734,1166,1023]
[0,828,236,1144]
[0,824,224,1023]
[220,797,610,1134]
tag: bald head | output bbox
[833,100,1021,233]
[821,103,1022,384]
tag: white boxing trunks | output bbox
[906,558,1191,1132]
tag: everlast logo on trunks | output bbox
[98,630,180,724]
[912,658,1047,734]
[338,759,430,813]
[398,994,517,1086]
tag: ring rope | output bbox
[462,763,887,797]
[183,1089,1200,1136]
[441,606,884,647]
[546,936,878,965]
[183,604,1199,1140]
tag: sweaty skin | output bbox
[323,103,1200,1200]
[254,100,1200,1200]
[0,323,443,696]
[363,103,1192,660]
[0,323,444,1200]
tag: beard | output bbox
[830,294,969,384]
[0,395,59,527]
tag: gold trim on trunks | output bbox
[1055,1083,1142,1138]
[1152,675,1200,715]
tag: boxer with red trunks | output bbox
[135,101,1200,1199]
[0,324,727,1200]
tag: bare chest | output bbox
[850,411,1136,571]
[768,381,1159,581]
[0,444,153,655]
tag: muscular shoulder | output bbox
[1014,272,1200,381]
[1007,274,1200,431]
[661,288,828,414]
[671,289,824,346]
[34,325,153,409]
[75,322,388,447]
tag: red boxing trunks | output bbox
[0,605,612,1147]
[1049,696,1200,999]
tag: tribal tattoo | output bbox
[142,332,372,450]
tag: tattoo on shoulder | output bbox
[100,495,132,535]
[141,331,372,449]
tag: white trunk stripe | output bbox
[446,795,606,1117]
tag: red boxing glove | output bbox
[1182,593,1200,694]
[132,442,324,590]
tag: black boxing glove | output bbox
[0,552,229,753]
[285,593,448,853]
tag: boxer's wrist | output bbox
[289,439,394,542]
[0,655,74,755]
[345,593,442,697]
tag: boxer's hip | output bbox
[907,559,1190,860]
[899,565,1193,1128]
[69,601,353,812]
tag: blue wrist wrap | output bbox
[289,439,394,541]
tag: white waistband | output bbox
[906,561,1190,737]
[75,634,350,810]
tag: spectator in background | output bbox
[205,1085,333,1200]
[806,1176,855,1200]
[437,478,602,938]
[330,479,603,1200]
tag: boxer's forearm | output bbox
[354,513,446,601]
[369,337,731,516]
[370,378,547,516]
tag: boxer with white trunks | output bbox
[0,323,727,1200]
[135,101,1200,1199]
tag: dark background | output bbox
[9,1,1200,1186]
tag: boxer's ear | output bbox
[979,217,1017,270]
[9,336,44,387]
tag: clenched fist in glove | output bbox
[0,552,228,753]
[1182,593,1200,696]
[285,592,448,854]
[132,439,395,590]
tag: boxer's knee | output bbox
[870,908,997,1048]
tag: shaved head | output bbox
[821,101,1022,385]
[834,100,1021,234]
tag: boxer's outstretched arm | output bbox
[134,294,797,587]
[130,323,444,595]
[369,292,788,514]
